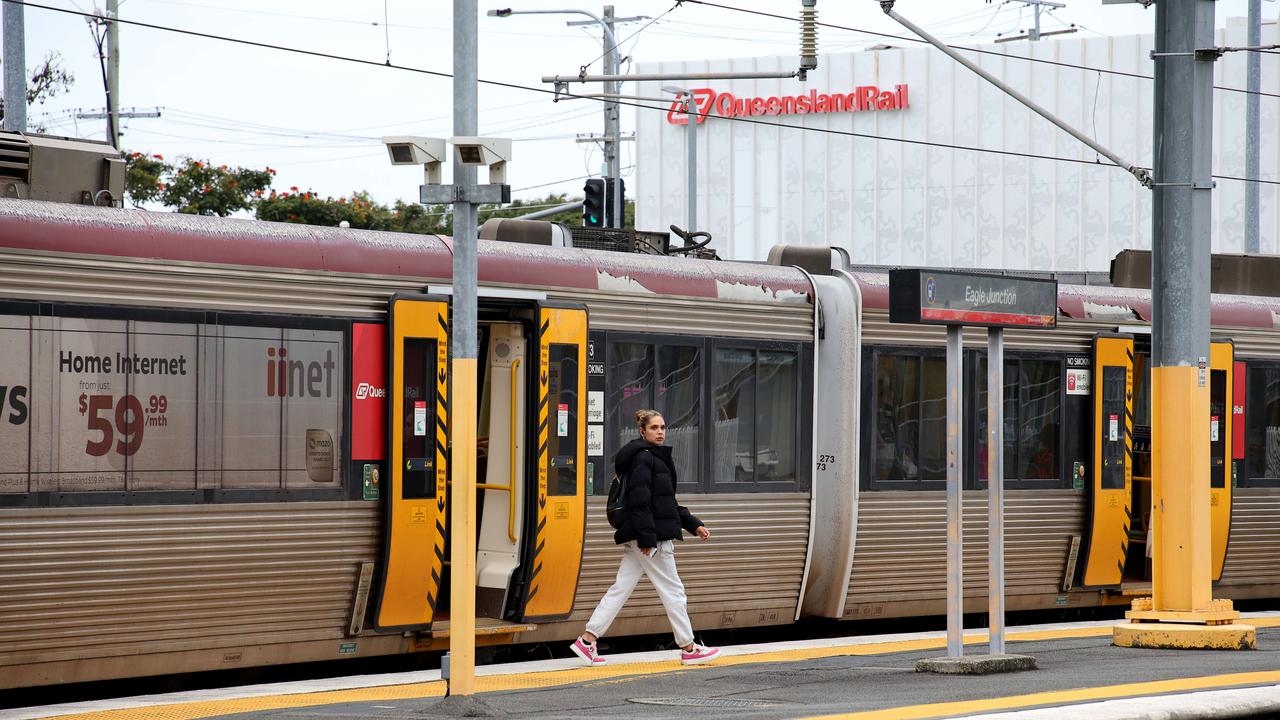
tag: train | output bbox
[1,199,1278,689]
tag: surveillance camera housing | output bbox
[451,136,513,184]
[450,137,511,167]
[381,136,447,166]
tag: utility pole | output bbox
[565,6,644,228]
[2,0,26,131]
[1113,0,1255,650]
[603,6,619,228]
[76,107,162,144]
[449,0,479,698]
[106,0,119,147]
[1245,0,1260,253]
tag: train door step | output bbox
[430,617,537,639]
[1119,582,1153,596]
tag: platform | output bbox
[9,613,1280,720]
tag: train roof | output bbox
[0,200,811,306]
[1,200,1277,329]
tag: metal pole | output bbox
[449,0,479,697]
[106,0,120,147]
[2,0,26,132]
[946,324,964,657]
[686,96,696,234]
[987,329,1005,656]
[1150,0,1214,614]
[603,5,622,228]
[1246,0,1261,254]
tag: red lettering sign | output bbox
[667,84,909,124]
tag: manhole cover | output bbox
[629,697,786,708]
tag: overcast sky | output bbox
[26,0,1271,213]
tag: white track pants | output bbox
[584,539,694,648]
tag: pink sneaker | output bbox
[680,643,720,665]
[570,637,606,666]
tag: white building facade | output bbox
[634,19,1278,271]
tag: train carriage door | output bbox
[1209,340,1233,581]
[372,293,450,631]
[1082,334,1134,588]
[513,302,587,621]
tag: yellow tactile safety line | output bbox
[801,670,1280,720]
[42,617,1280,720]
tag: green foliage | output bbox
[123,152,274,216]
[162,158,273,216]
[122,150,635,237]
[255,190,446,235]
[123,152,167,208]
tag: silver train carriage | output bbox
[1,200,1278,689]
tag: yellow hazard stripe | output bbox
[803,669,1280,720]
[45,618,1280,720]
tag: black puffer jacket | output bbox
[613,438,703,549]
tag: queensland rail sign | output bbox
[889,269,1057,328]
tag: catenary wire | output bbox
[13,0,1280,188]
[679,0,1280,101]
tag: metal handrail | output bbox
[475,357,520,543]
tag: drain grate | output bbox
[629,697,786,708]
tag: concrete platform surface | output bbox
[8,613,1280,720]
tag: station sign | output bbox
[889,269,1057,328]
[667,85,909,125]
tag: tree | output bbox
[0,52,75,132]
[123,153,274,216]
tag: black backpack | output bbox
[606,449,646,529]
[605,470,629,529]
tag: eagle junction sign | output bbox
[666,84,910,124]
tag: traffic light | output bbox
[605,177,625,228]
[583,178,606,227]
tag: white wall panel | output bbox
[636,27,1279,271]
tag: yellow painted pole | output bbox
[1151,366,1212,611]
[448,357,477,696]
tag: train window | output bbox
[607,342,654,464]
[606,340,704,489]
[657,344,702,488]
[713,347,800,486]
[0,307,347,503]
[871,352,947,487]
[974,356,1062,487]
[1243,362,1280,487]
[713,348,756,484]
[547,343,579,496]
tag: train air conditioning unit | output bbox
[0,130,125,206]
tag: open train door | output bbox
[1081,334,1134,588]
[1209,340,1233,582]
[511,302,588,622]
[372,293,450,631]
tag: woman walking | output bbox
[570,409,719,667]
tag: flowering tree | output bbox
[256,191,448,234]
[123,152,274,216]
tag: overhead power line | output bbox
[680,0,1280,101]
[11,0,1280,188]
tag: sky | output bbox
[22,0,1274,214]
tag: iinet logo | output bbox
[355,382,387,400]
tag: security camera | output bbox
[451,136,512,184]
[381,136,447,166]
